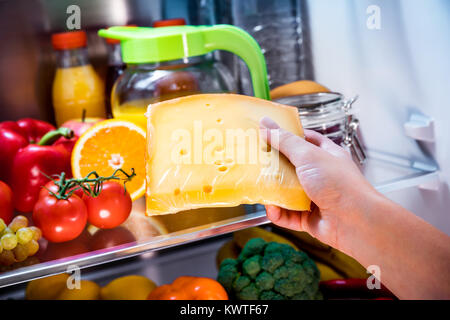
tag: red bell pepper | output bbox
[0,180,13,224]
[10,127,74,213]
[0,119,55,184]
[148,276,229,300]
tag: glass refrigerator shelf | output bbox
[0,149,438,288]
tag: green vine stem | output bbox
[43,168,136,200]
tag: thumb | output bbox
[259,116,317,168]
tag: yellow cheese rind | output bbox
[145,93,311,216]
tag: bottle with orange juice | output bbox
[51,31,106,126]
[104,35,126,119]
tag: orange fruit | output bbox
[71,119,146,201]
[100,275,157,300]
[270,80,330,100]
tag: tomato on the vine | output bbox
[33,193,88,243]
[83,182,132,229]
[39,180,84,200]
[33,169,134,242]
[0,180,13,224]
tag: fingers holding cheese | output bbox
[303,129,350,159]
[260,115,376,235]
[260,116,318,168]
[260,117,348,169]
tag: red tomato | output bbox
[83,182,132,229]
[0,180,13,224]
[33,193,88,243]
[39,180,84,200]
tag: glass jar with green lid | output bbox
[98,25,270,129]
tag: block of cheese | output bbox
[145,93,311,216]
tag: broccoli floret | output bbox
[255,271,274,291]
[302,258,320,279]
[289,250,309,264]
[220,258,238,268]
[233,275,251,292]
[242,255,261,278]
[217,238,322,300]
[273,265,289,280]
[217,258,239,292]
[279,245,295,258]
[263,242,286,255]
[302,281,319,298]
[292,291,311,300]
[260,290,284,300]
[274,278,302,298]
[238,238,265,261]
[261,252,284,273]
[237,283,259,300]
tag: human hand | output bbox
[259,116,379,251]
[260,117,450,300]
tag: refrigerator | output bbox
[0,0,448,299]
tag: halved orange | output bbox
[71,119,146,201]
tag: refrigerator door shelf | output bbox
[0,150,438,288]
[364,150,439,194]
[404,113,435,142]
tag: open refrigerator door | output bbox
[0,0,448,302]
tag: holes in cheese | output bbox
[145,93,311,215]
[218,165,228,172]
[203,185,213,193]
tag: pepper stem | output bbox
[37,127,74,146]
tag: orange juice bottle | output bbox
[51,31,106,126]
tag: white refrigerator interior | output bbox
[307,0,450,234]
[0,0,449,292]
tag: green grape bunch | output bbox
[0,216,42,266]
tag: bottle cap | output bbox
[152,18,186,28]
[52,31,87,50]
[106,25,138,45]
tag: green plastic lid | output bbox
[98,25,270,100]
